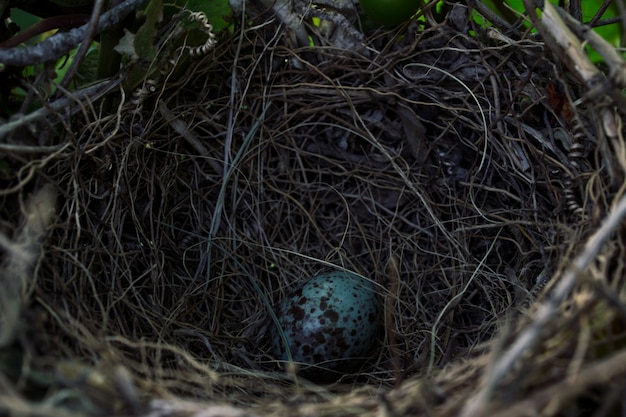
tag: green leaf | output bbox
[114,29,139,61]
[76,45,100,85]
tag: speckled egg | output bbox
[271,271,381,375]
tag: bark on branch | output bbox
[0,0,149,67]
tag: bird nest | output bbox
[1,1,626,416]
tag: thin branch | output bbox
[0,15,89,49]
[0,71,125,140]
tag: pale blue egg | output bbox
[271,271,381,376]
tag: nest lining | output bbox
[1,2,625,416]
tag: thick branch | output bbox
[0,0,149,67]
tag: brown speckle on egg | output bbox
[271,271,381,377]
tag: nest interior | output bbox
[1,1,626,416]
